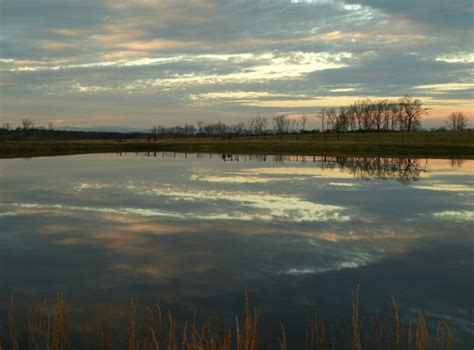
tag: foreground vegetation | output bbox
[1,288,455,349]
[0,131,473,159]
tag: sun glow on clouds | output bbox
[4,51,351,75]
[3,51,354,95]
[432,211,474,222]
[435,53,474,64]
[73,83,112,93]
[414,83,474,92]
[4,55,190,72]
[190,91,299,102]
[329,87,356,92]
[60,51,352,94]
[243,95,474,111]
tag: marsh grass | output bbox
[1,289,456,349]
[1,131,473,159]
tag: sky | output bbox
[0,0,473,130]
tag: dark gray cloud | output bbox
[344,0,474,32]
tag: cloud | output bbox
[6,192,350,223]
[343,0,474,32]
[71,181,353,223]
[244,167,355,179]
[328,182,360,187]
[190,91,299,102]
[412,183,474,193]
[432,211,474,222]
[436,53,474,64]
[414,83,474,92]
[190,174,282,183]
[1,0,473,127]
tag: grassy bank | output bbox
[0,131,473,159]
[2,289,455,349]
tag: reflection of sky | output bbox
[0,154,473,346]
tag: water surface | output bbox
[0,153,472,346]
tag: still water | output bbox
[0,153,472,346]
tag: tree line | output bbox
[320,96,426,132]
[0,120,144,141]
[148,96,469,138]
[1,96,469,140]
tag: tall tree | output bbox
[300,115,308,131]
[319,109,326,132]
[21,119,35,131]
[398,96,426,132]
[273,114,290,134]
[251,116,268,134]
[197,121,206,134]
[446,112,468,131]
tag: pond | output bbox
[0,153,472,348]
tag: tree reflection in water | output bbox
[319,157,425,184]
[124,152,469,184]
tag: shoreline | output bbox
[1,137,473,159]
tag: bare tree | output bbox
[399,96,427,132]
[352,102,362,130]
[197,120,206,134]
[290,118,299,133]
[446,112,468,131]
[359,99,373,131]
[273,114,290,134]
[204,123,215,136]
[232,121,247,135]
[2,122,10,131]
[47,122,54,130]
[300,115,308,131]
[186,123,196,136]
[334,107,349,132]
[214,121,227,135]
[250,116,268,134]
[347,105,357,131]
[381,101,391,131]
[373,101,384,131]
[325,108,337,131]
[319,109,326,132]
[390,103,401,131]
[150,125,159,140]
[21,119,35,131]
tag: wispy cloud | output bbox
[432,210,474,222]
[72,182,352,222]
[414,83,474,92]
[435,53,474,64]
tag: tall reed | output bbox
[3,287,456,349]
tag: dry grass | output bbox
[1,288,456,349]
[352,285,361,350]
[8,296,17,350]
[392,297,401,350]
[1,131,473,159]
